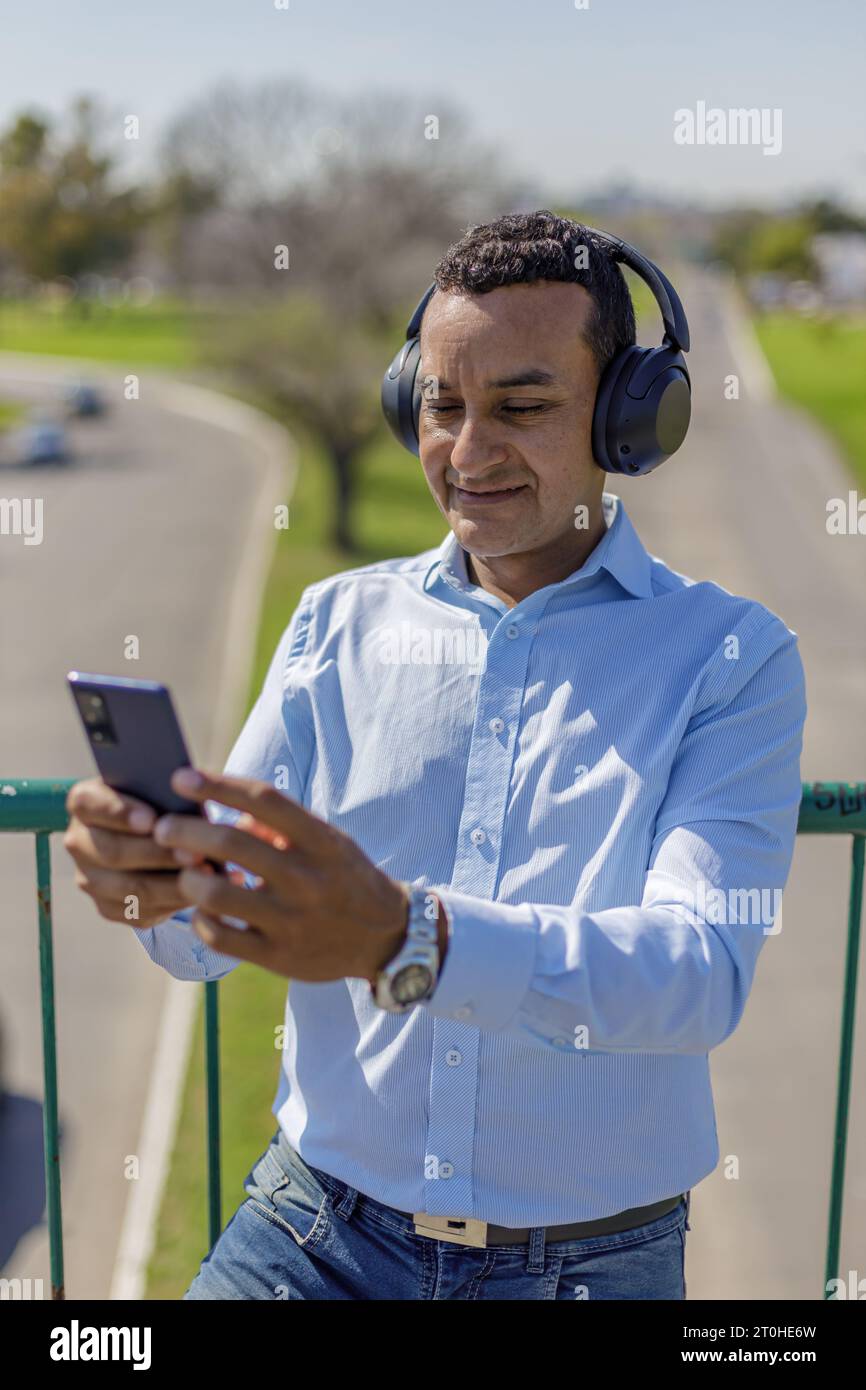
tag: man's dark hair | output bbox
[432,210,636,376]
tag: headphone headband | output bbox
[583,227,690,353]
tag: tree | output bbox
[0,98,140,284]
[744,215,817,279]
[199,294,397,552]
[162,78,513,549]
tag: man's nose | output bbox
[448,415,508,477]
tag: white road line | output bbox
[718,270,778,405]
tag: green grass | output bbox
[754,312,866,489]
[0,298,202,367]
[0,399,25,430]
[144,423,447,1298]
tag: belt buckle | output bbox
[412,1213,488,1248]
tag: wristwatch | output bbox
[372,883,443,1012]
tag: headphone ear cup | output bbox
[592,347,644,474]
[592,346,691,476]
[381,338,423,456]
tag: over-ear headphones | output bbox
[381,226,691,476]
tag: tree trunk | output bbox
[327,439,357,553]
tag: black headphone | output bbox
[381,227,691,477]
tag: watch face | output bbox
[392,963,434,1005]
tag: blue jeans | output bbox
[185,1126,690,1300]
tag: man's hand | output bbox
[152,767,412,984]
[64,778,200,928]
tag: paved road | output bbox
[616,267,866,1299]
[0,356,291,1298]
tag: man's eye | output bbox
[423,402,546,417]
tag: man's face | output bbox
[417,281,605,560]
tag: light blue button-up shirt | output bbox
[138,492,806,1224]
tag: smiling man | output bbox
[65,211,806,1301]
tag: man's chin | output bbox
[449,514,526,558]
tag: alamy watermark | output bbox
[371,622,487,670]
[49,1320,151,1369]
[1,1277,44,1299]
[674,102,782,157]
[826,491,866,535]
[0,497,43,545]
[673,882,783,935]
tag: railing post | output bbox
[824,833,864,1298]
[205,980,222,1249]
[35,830,65,1300]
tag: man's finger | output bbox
[170,768,329,852]
[175,865,307,930]
[65,822,182,872]
[191,909,273,967]
[73,865,186,921]
[152,813,294,880]
[236,812,290,851]
[66,778,157,835]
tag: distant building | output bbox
[811,233,866,304]
[746,272,788,309]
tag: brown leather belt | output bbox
[411,1193,684,1248]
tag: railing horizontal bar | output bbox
[2,778,864,835]
[797,782,866,835]
[0,778,77,832]
[1,774,864,1301]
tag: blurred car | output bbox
[15,417,70,465]
[64,380,107,418]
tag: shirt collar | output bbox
[423,492,653,600]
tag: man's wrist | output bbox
[362,884,448,988]
[362,879,411,985]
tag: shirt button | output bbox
[505,623,520,639]
[453,1006,472,1020]
[488,717,505,735]
[446,1049,462,1066]
[470,827,486,845]
[439,1162,454,1179]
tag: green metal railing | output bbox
[1,777,863,1299]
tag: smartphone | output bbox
[67,671,206,817]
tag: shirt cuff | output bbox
[422,889,538,1031]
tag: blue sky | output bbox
[1,0,863,208]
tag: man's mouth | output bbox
[452,483,529,505]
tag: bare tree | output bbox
[157,78,516,549]
[155,78,512,310]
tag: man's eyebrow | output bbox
[431,369,561,393]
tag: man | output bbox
[65,211,806,1300]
